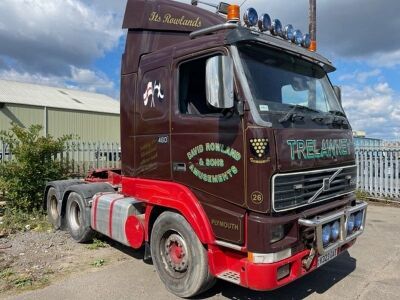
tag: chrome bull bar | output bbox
[299,201,368,256]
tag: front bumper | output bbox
[209,201,367,291]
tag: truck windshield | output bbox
[237,43,344,118]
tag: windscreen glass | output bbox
[237,43,344,118]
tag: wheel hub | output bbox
[165,234,188,272]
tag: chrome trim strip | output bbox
[272,165,357,212]
[215,240,243,251]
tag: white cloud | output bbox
[0,0,125,96]
[369,49,400,68]
[342,82,400,139]
[0,67,116,98]
[339,69,382,83]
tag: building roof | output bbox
[0,79,119,114]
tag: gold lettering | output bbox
[149,11,161,22]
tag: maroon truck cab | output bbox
[45,0,367,297]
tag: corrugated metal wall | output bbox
[47,108,120,142]
[0,104,120,142]
[0,104,44,131]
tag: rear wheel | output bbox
[150,211,215,298]
[66,192,94,243]
[46,187,61,229]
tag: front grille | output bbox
[272,165,357,212]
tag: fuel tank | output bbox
[91,193,145,248]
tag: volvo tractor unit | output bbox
[45,0,367,297]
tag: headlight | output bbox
[347,214,355,234]
[354,211,363,229]
[258,13,271,32]
[271,224,285,243]
[284,24,294,40]
[322,224,331,247]
[302,33,311,48]
[243,8,258,27]
[271,19,283,36]
[293,29,303,45]
[331,220,340,241]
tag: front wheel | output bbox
[150,211,215,298]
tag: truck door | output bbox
[171,52,246,225]
[135,55,171,180]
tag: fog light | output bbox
[243,8,258,27]
[277,263,290,280]
[293,29,303,45]
[271,19,283,36]
[347,214,355,234]
[331,220,340,242]
[354,211,363,229]
[322,224,331,247]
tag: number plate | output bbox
[317,248,338,267]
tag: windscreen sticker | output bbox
[287,139,352,160]
[186,143,241,183]
[259,104,269,112]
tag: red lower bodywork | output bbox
[85,169,356,291]
[208,240,356,290]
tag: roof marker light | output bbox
[284,24,294,40]
[227,4,240,22]
[258,13,271,32]
[243,8,258,27]
[271,19,283,36]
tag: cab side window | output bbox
[179,56,224,116]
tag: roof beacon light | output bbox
[271,19,283,36]
[293,29,303,45]
[227,4,240,22]
[284,24,294,40]
[258,13,272,32]
[243,8,258,27]
[302,33,311,48]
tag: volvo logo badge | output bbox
[322,178,331,191]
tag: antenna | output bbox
[239,0,248,8]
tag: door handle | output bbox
[173,162,186,172]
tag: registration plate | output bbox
[317,248,338,267]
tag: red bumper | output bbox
[208,240,355,291]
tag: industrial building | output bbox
[0,79,120,142]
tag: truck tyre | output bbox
[46,187,61,230]
[150,211,215,298]
[66,192,94,243]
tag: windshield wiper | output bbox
[279,105,318,123]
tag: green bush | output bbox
[0,124,71,212]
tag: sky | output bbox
[0,0,399,139]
